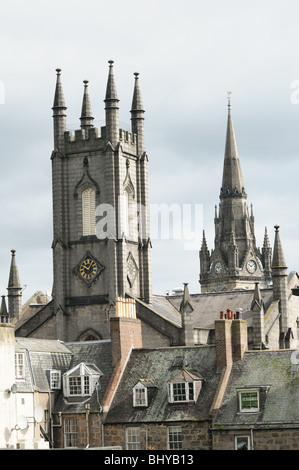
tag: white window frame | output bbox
[238,389,260,412]
[15,352,25,379]
[66,375,91,396]
[82,187,96,236]
[133,383,148,407]
[64,417,78,448]
[126,427,141,450]
[50,370,61,389]
[235,435,251,450]
[168,382,195,403]
[168,426,183,450]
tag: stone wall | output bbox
[212,427,299,450]
[104,421,211,450]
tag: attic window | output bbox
[238,389,259,412]
[133,379,156,407]
[63,362,102,398]
[167,370,203,403]
[50,370,61,389]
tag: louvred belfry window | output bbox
[82,187,96,236]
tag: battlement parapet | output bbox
[63,126,137,153]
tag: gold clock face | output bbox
[79,258,98,280]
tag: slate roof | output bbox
[52,340,113,414]
[105,345,221,424]
[15,338,72,393]
[214,349,299,428]
[167,288,274,329]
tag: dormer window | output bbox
[167,370,203,404]
[133,383,147,407]
[238,389,259,412]
[63,362,102,398]
[133,379,156,407]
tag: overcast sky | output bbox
[0,0,299,301]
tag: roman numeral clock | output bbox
[75,252,105,285]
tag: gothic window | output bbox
[82,187,96,236]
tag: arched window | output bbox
[82,187,96,236]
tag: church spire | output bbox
[52,68,67,150]
[7,250,22,319]
[104,60,119,145]
[80,80,94,130]
[271,226,290,348]
[272,225,287,269]
[221,95,245,198]
[131,72,145,154]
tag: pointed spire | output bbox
[131,72,145,155]
[180,282,193,313]
[263,227,271,249]
[104,60,119,146]
[272,225,287,269]
[105,60,119,103]
[52,68,66,110]
[200,230,209,253]
[52,68,67,150]
[0,296,8,315]
[131,72,144,113]
[8,250,21,289]
[80,80,94,129]
[251,282,262,309]
[221,95,245,197]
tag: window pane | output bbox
[64,418,77,448]
[69,376,82,395]
[15,353,24,378]
[127,428,140,450]
[173,383,186,401]
[241,392,258,410]
[168,426,182,450]
[134,387,146,406]
[50,371,60,389]
[236,436,250,450]
[84,376,90,395]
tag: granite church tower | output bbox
[200,97,272,293]
[51,61,152,341]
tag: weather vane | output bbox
[227,91,232,108]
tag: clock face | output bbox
[215,262,222,274]
[79,258,98,280]
[246,260,257,274]
[127,253,138,287]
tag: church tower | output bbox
[51,61,152,341]
[200,97,272,293]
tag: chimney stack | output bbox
[110,297,142,367]
[215,310,248,370]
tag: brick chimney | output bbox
[215,310,248,370]
[110,297,142,367]
[102,297,142,413]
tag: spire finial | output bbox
[227,91,232,110]
[80,79,94,129]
